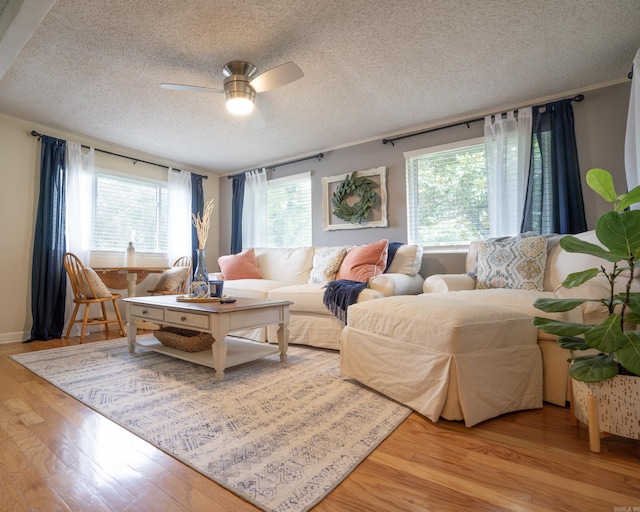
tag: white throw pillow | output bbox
[476,236,547,291]
[308,246,348,284]
[386,244,423,276]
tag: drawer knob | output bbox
[181,315,187,322]
[142,309,148,316]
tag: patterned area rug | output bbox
[11,336,410,512]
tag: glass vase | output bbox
[191,248,210,298]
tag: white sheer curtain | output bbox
[484,107,532,236]
[64,141,95,336]
[625,48,640,209]
[167,168,192,264]
[242,169,268,248]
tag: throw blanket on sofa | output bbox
[323,241,403,323]
[322,279,368,323]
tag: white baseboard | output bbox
[0,331,30,344]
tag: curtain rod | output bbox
[381,94,585,147]
[30,130,208,179]
[226,152,324,179]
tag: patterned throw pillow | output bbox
[476,236,547,291]
[308,246,348,284]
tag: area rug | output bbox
[11,336,410,512]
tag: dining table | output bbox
[93,266,168,297]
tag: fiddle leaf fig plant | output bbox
[533,168,640,382]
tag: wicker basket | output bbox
[153,327,215,352]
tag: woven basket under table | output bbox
[153,327,215,352]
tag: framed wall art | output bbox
[322,166,388,231]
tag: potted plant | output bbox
[532,168,640,452]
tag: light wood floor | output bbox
[1,332,639,512]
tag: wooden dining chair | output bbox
[63,252,126,343]
[148,256,193,295]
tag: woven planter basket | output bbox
[154,327,215,352]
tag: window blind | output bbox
[405,139,488,247]
[92,173,168,252]
[266,172,312,248]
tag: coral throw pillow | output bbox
[336,239,389,282]
[218,248,264,280]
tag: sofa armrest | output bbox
[423,274,475,293]
[369,273,424,297]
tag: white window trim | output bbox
[269,171,311,185]
[403,137,485,159]
[90,168,169,259]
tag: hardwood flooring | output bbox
[1,332,639,511]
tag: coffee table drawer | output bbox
[131,304,164,322]
[165,309,210,330]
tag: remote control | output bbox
[219,297,237,304]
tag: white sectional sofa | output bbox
[339,230,630,426]
[420,230,635,406]
[211,241,424,349]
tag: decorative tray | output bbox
[176,295,221,303]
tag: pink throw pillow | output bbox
[336,239,389,282]
[218,248,264,280]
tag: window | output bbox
[266,172,312,247]
[92,171,168,253]
[405,137,488,247]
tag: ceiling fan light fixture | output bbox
[226,93,254,115]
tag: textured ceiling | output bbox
[0,0,638,175]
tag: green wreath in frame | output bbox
[331,171,379,224]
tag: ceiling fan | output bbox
[161,61,303,127]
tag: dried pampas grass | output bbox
[192,199,215,249]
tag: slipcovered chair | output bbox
[63,252,126,343]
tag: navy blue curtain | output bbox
[521,99,587,234]
[191,173,204,273]
[230,174,246,254]
[30,136,67,341]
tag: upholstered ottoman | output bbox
[339,295,542,426]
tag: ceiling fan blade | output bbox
[160,83,224,93]
[249,62,303,93]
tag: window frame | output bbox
[90,167,169,256]
[265,171,313,248]
[404,136,487,251]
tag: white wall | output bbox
[0,113,219,342]
[218,82,632,277]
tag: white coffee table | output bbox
[124,295,291,381]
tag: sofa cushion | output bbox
[222,279,290,299]
[268,284,332,314]
[476,236,547,291]
[255,247,314,284]
[347,295,538,353]
[218,249,263,280]
[439,288,583,340]
[308,246,348,285]
[386,244,423,276]
[268,283,385,314]
[336,239,389,282]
